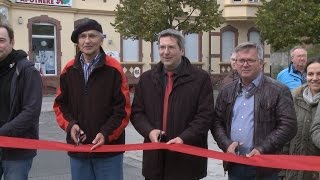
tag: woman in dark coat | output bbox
[286,57,320,180]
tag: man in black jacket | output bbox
[131,29,214,180]
[54,19,130,180]
[212,42,297,179]
[0,24,42,180]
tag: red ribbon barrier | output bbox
[0,136,319,171]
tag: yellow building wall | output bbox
[0,0,271,91]
[202,32,210,72]
[142,41,151,69]
[10,5,121,69]
[210,30,221,74]
[73,0,119,11]
[10,8,75,69]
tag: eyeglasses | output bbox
[236,59,258,65]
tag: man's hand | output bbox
[91,133,105,151]
[246,148,261,157]
[167,137,183,144]
[227,141,241,154]
[148,129,164,142]
[70,124,86,145]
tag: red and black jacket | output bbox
[54,49,130,158]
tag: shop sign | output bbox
[105,51,120,60]
[133,67,141,78]
[16,0,72,7]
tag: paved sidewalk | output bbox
[41,96,55,112]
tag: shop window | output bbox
[32,23,57,75]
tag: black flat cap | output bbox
[71,19,103,43]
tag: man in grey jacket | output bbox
[212,42,297,179]
[0,23,42,180]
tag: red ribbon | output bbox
[0,136,319,171]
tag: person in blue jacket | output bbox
[277,46,307,91]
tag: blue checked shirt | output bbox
[80,53,101,84]
[230,73,263,155]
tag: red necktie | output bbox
[162,72,174,133]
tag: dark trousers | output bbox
[146,178,199,180]
[228,164,278,180]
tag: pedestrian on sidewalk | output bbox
[0,23,42,180]
[277,46,307,91]
[53,19,130,180]
[212,42,297,180]
[221,51,239,88]
[130,29,214,180]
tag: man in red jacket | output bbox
[53,19,130,180]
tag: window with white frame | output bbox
[122,38,139,62]
[184,33,199,62]
[152,41,160,63]
[249,0,259,2]
[32,23,56,75]
[221,31,235,62]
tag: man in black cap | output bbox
[0,23,42,180]
[54,18,131,180]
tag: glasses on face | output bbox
[78,33,102,41]
[236,59,258,66]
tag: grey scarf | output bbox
[303,87,320,106]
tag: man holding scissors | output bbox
[54,19,130,180]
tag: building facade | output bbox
[0,0,270,94]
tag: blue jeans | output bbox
[228,164,278,180]
[70,154,123,180]
[0,158,33,180]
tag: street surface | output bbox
[29,112,145,180]
[28,96,227,179]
